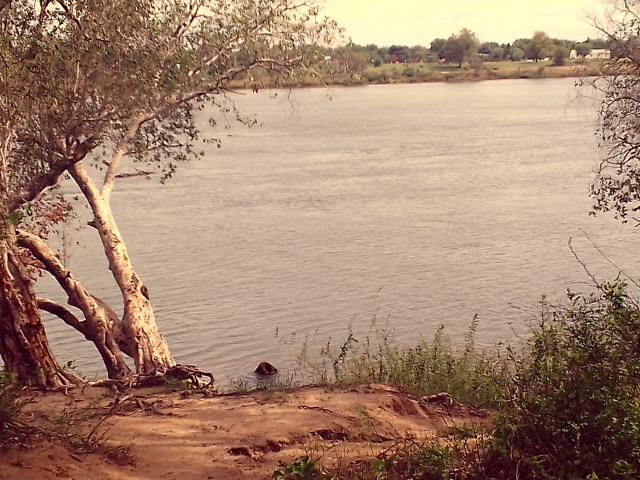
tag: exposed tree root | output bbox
[0,420,37,448]
[89,364,214,391]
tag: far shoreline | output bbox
[230,61,600,91]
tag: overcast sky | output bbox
[321,0,608,46]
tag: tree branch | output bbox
[0,0,12,16]
[101,113,153,200]
[54,0,82,31]
[18,227,135,357]
[7,134,97,213]
[16,229,76,294]
[38,298,87,335]
[8,160,68,213]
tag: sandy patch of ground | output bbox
[0,384,488,480]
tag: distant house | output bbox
[586,49,611,59]
[570,48,610,60]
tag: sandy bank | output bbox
[0,385,488,480]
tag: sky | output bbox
[321,0,608,46]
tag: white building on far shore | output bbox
[571,48,611,60]
[587,49,611,59]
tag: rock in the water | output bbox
[255,361,278,377]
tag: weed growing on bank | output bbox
[276,280,640,479]
[476,280,640,479]
[299,316,509,409]
[0,372,21,432]
[274,441,455,480]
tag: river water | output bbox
[37,78,640,382]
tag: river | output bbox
[37,78,640,382]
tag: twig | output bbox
[578,228,640,290]
[298,405,335,415]
[568,237,601,289]
[84,394,131,447]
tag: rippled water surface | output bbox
[38,78,640,380]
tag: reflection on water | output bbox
[37,78,640,381]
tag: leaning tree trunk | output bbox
[17,230,132,379]
[69,163,174,374]
[0,222,79,388]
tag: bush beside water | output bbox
[310,316,508,409]
[480,281,640,479]
[277,281,640,479]
[2,280,638,477]
[0,371,21,436]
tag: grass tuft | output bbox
[299,316,508,409]
[0,371,22,432]
[277,280,640,479]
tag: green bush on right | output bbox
[478,280,640,479]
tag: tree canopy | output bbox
[574,42,592,57]
[525,31,553,61]
[443,28,479,67]
[0,0,337,387]
[430,38,446,59]
[592,1,640,223]
[552,46,570,65]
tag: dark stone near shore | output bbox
[255,361,278,377]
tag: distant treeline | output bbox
[345,35,608,65]
[233,30,609,89]
[324,31,611,74]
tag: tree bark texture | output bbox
[69,163,175,374]
[0,222,78,388]
[17,230,132,379]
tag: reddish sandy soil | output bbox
[0,384,489,480]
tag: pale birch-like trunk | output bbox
[0,222,79,388]
[17,230,132,378]
[69,162,174,374]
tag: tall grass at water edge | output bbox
[274,280,640,479]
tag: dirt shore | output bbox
[0,384,488,480]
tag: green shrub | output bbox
[317,319,508,409]
[478,281,640,479]
[363,69,386,83]
[552,46,570,66]
[273,457,333,480]
[402,67,418,78]
[0,371,21,431]
[365,442,452,480]
[293,282,640,478]
[274,442,453,480]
